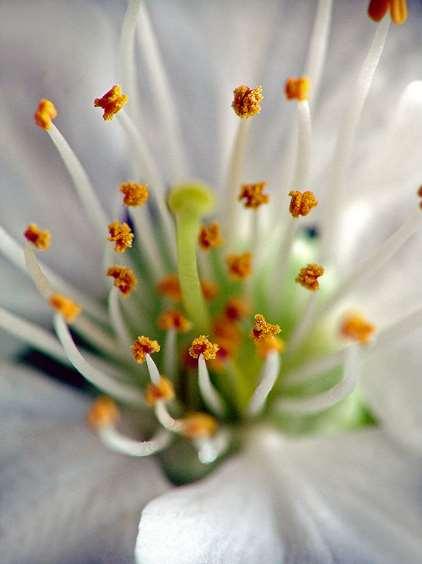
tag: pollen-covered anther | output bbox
[288,190,318,218]
[232,85,263,118]
[157,274,182,302]
[158,310,192,333]
[340,312,376,344]
[252,313,281,342]
[189,336,220,360]
[120,182,149,207]
[296,263,325,291]
[285,77,311,101]
[24,224,51,251]
[201,279,219,301]
[368,0,407,25]
[49,293,81,323]
[145,377,175,406]
[239,182,269,209]
[226,252,252,280]
[198,222,223,250]
[256,335,285,358]
[181,412,218,439]
[34,99,57,130]
[224,297,249,321]
[107,221,134,253]
[87,396,119,429]
[417,185,422,209]
[132,336,160,364]
[106,265,137,296]
[94,84,128,120]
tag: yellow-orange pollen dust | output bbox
[145,377,175,406]
[158,310,192,333]
[24,224,51,251]
[157,274,182,302]
[224,297,249,322]
[340,313,376,344]
[87,396,119,429]
[94,84,128,121]
[189,336,220,360]
[285,77,310,101]
[239,182,269,209]
[252,313,281,341]
[201,279,219,301]
[34,99,57,130]
[256,335,285,358]
[288,190,318,218]
[181,412,218,439]
[226,252,252,280]
[107,221,134,253]
[120,182,149,207]
[132,336,160,363]
[106,265,137,296]
[368,0,408,25]
[296,263,325,291]
[198,223,223,250]
[49,293,81,323]
[232,85,263,118]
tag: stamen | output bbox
[288,190,318,218]
[232,85,263,118]
[157,274,182,302]
[295,263,324,291]
[189,336,219,360]
[238,182,269,209]
[34,99,57,130]
[285,77,310,101]
[94,84,128,120]
[389,0,408,25]
[247,350,281,416]
[154,401,184,433]
[255,335,285,358]
[106,265,137,296]
[181,412,218,439]
[132,335,160,364]
[145,376,175,406]
[418,185,422,209]
[368,0,408,24]
[226,252,252,280]
[145,353,161,385]
[87,396,120,429]
[107,221,134,253]
[157,310,191,333]
[252,313,281,341]
[224,297,249,321]
[24,224,51,251]
[340,312,376,344]
[120,182,149,207]
[197,353,226,417]
[49,293,81,324]
[99,425,172,457]
[201,279,219,302]
[198,222,223,250]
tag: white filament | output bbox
[164,328,177,378]
[276,345,359,415]
[155,400,184,433]
[282,349,345,387]
[292,101,312,188]
[197,354,226,417]
[305,0,333,102]
[47,124,109,240]
[271,217,298,306]
[99,424,171,457]
[23,243,51,299]
[128,207,166,279]
[371,307,422,354]
[145,353,161,384]
[195,429,231,465]
[287,292,319,353]
[247,350,281,416]
[108,287,132,348]
[119,0,142,125]
[54,314,144,405]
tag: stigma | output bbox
[107,221,134,253]
[49,293,81,323]
[94,84,128,120]
[34,99,57,130]
[285,77,310,101]
[24,223,51,251]
[238,182,269,209]
[232,85,263,118]
[296,263,325,291]
[106,265,138,296]
[132,336,160,363]
[288,190,318,218]
[120,182,149,207]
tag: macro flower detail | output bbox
[34,98,57,130]
[120,181,149,207]
[106,265,138,296]
[107,220,134,252]
[94,84,128,120]
[284,76,311,101]
[232,84,263,118]
[288,190,318,218]
[24,223,51,251]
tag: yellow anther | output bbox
[368,0,407,24]
[34,99,57,130]
[120,182,149,207]
[201,279,219,301]
[226,252,253,280]
[238,182,269,209]
[158,310,192,333]
[288,190,318,218]
[232,85,263,118]
[107,221,134,253]
[132,336,160,364]
[224,297,249,322]
[181,412,218,439]
[157,274,182,302]
[24,224,51,251]
[252,313,281,342]
[417,185,422,209]
[87,396,119,429]
[296,263,325,291]
[198,222,223,250]
[106,265,137,296]
[94,84,128,120]
[285,77,310,101]
[189,335,219,360]
[255,335,285,358]
[49,293,81,323]
[145,376,175,406]
[340,312,376,344]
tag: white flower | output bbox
[1,0,422,563]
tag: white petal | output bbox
[0,363,169,564]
